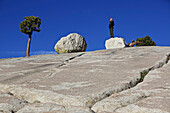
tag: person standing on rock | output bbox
[109,18,115,38]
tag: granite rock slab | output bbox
[0,46,170,112]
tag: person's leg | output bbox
[112,28,114,38]
[110,27,113,38]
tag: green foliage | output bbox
[140,70,149,82]
[20,16,41,35]
[136,35,156,46]
[141,70,148,76]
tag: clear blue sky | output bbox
[0,0,170,59]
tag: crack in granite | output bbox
[1,53,85,83]
[0,51,169,113]
[89,53,170,112]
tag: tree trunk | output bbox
[26,34,31,57]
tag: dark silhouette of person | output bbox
[109,18,115,38]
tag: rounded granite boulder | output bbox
[54,33,87,54]
[105,37,126,49]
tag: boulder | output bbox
[54,33,87,54]
[105,37,126,49]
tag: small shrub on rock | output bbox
[136,35,156,46]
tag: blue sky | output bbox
[0,0,170,59]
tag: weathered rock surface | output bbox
[0,92,27,113]
[17,103,91,113]
[105,37,126,49]
[92,61,170,113]
[54,33,87,54]
[0,46,170,112]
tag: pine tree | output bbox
[136,35,156,46]
[20,16,41,56]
